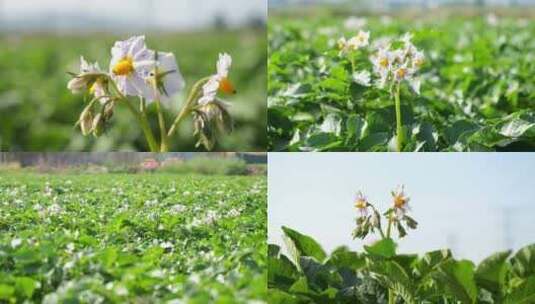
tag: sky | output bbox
[0,0,267,30]
[269,0,535,5]
[268,153,535,262]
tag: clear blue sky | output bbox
[268,153,535,262]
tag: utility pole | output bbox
[503,206,514,250]
[446,233,459,257]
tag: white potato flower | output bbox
[392,184,411,218]
[110,35,155,99]
[352,70,371,86]
[338,30,370,54]
[370,48,392,88]
[348,30,370,49]
[198,53,235,105]
[354,190,369,217]
[67,57,108,102]
[393,65,421,95]
[370,33,424,95]
[145,51,185,105]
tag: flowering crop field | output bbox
[0,29,266,151]
[268,14,535,151]
[0,174,267,303]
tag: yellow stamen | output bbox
[89,78,106,95]
[89,82,97,94]
[396,68,407,79]
[394,195,406,208]
[355,199,367,210]
[219,77,236,94]
[379,57,389,68]
[112,57,134,76]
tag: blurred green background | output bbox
[0,30,266,151]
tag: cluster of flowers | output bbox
[352,185,418,240]
[337,31,425,95]
[371,33,425,94]
[337,30,370,55]
[67,35,235,150]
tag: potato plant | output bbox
[0,173,266,303]
[268,186,535,303]
[268,15,535,151]
[269,228,535,303]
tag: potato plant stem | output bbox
[124,100,159,152]
[167,77,211,138]
[386,214,393,239]
[109,79,159,152]
[394,83,403,152]
[155,98,169,152]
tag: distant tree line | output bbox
[0,152,266,167]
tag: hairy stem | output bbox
[378,226,386,239]
[109,78,159,152]
[124,100,159,152]
[386,214,393,239]
[394,83,403,152]
[167,77,211,138]
[155,98,169,152]
[350,56,356,73]
[370,205,386,239]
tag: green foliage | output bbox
[364,238,396,258]
[475,250,511,295]
[0,173,267,302]
[0,30,267,151]
[282,226,327,264]
[268,227,535,304]
[268,15,535,151]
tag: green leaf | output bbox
[414,249,452,279]
[504,276,535,304]
[475,250,511,294]
[499,114,535,138]
[319,114,342,135]
[269,244,282,257]
[268,252,299,290]
[98,247,118,268]
[511,244,535,279]
[364,238,397,258]
[325,246,365,270]
[282,226,327,263]
[14,277,37,298]
[267,289,302,304]
[289,276,309,293]
[0,284,14,300]
[434,259,478,304]
[359,132,390,151]
[368,260,416,304]
[444,119,480,146]
[299,256,340,291]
